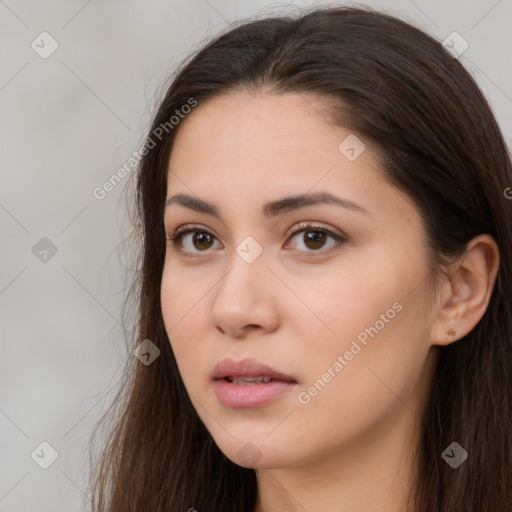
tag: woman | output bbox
[88,5,512,511]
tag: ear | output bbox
[430,234,500,346]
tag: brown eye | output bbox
[166,225,221,254]
[191,232,215,250]
[302,230,328,250]
[167,222,346,257]
[287,223,345,253]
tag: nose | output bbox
[209,246,280,339]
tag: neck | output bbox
[253,403,421,512]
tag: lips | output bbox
[212,358,298,408]
[212,358,297,383]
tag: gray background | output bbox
[1,0,511,510]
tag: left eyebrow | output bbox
[262,191,368,217]
[164,191,369,220]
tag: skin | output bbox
[160,91,499,512]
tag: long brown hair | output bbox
[87,5,512,511]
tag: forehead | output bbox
[164,92,419,231]
[168,92,376,186]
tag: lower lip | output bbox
[213,378,297,408]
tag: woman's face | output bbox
[161,91,438,469]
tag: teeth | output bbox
[229,376,272,384]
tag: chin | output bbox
[215,437,297,469]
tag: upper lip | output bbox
[212,358,297,382]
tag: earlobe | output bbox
[429,234,499,347]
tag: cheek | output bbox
[160,261,208,332]
[291,251,432,401]
[300,287,431,427]
[284,258,404,349]
[160,270,210,385]
[288,307,429,457]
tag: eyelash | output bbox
[165,222,346,257]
